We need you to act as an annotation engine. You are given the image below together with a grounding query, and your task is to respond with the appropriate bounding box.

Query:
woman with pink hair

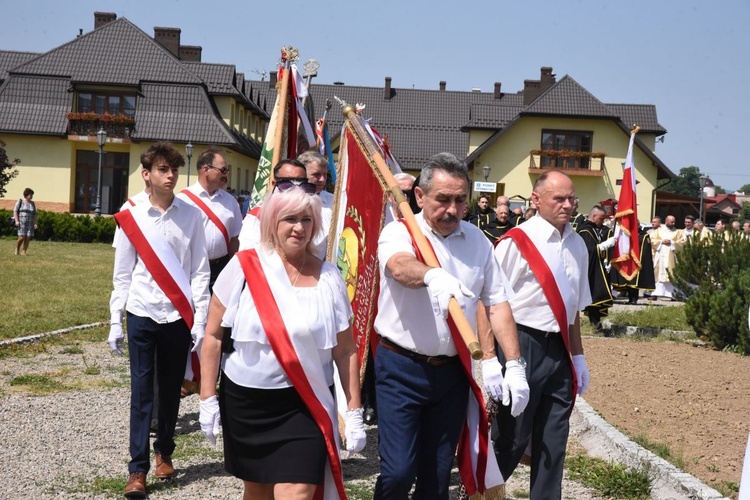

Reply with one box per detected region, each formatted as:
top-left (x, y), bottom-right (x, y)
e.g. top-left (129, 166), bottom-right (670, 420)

top-left (199, 182), bottom-right (365, 499)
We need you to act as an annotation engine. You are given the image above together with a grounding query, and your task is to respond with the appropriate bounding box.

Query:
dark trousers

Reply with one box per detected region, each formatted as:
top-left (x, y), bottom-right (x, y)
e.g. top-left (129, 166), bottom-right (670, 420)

top-left (373, 344), bottom-right (469, 500)
top-left (362, 349), bottom-right (377, 411)
top-left (491, 326), bottom-right (573, 500)
top-left (127, 313), bottom-right (191, 473)
top-left (209, 254), bottom-right (231, 292)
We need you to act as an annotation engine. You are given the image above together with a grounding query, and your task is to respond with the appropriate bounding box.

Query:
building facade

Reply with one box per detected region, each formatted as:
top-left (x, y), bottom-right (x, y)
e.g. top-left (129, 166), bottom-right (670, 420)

top-left (0, 12), bottom-right (266, 214)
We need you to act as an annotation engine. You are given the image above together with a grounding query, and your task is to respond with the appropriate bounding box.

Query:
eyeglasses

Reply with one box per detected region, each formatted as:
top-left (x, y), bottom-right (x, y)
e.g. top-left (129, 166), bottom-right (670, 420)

top-left (273, 178), bottom-right (317, 195)
top-left (206, 165), bottom-right (230, 174)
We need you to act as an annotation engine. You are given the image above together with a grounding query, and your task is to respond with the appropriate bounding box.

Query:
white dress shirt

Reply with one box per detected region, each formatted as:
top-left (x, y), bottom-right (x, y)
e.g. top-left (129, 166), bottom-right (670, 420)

top-left (177, 183), bottom-right (243, 260)
top-left (109, 198), bottom-right (211, 326)
top-left (375, 212), bottom-right (508, 357)
top-left (494, 215), bottom-right (591, 332)
top-left (215, 256), bottom-right (352, 389)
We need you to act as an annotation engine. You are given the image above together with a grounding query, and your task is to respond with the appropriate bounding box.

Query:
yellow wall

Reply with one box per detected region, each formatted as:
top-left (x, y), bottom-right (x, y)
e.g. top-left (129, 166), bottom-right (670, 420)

top-left (0, 135), bottom-right (258, 211)
top-left (0, 134), bottom-right (74, 211)
top-left (468, 130), bottom-right (494, 155)
top-left (469, 117), bottom-right (660, 222)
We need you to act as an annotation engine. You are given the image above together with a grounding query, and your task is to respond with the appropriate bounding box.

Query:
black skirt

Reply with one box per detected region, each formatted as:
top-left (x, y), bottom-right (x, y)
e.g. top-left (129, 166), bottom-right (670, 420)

top-left (219, 372), bottom-right (327, 484)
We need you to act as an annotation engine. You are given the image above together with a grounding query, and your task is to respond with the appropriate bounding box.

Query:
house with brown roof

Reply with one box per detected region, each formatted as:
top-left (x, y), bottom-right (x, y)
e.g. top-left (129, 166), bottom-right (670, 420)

top-left (0, 12), bottom-right (267, 214)
top-left (248, 67), bottom-right (673, 222)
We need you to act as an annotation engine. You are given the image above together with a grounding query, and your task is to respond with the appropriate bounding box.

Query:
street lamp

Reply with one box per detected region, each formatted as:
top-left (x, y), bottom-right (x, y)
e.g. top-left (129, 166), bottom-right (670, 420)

top-left (698, 175), bottom-right (708, 222)
top-left (95, 128), bottom-right (107, 217)
top-left (186, 141), bottom-right (194, 187)
top-left (483, 165), bottom-right (491, 182)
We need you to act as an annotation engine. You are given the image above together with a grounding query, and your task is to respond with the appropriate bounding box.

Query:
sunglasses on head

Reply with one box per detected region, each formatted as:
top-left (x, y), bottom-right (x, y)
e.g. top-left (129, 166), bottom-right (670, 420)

top-left (273, 178), bottom-right (317, 195)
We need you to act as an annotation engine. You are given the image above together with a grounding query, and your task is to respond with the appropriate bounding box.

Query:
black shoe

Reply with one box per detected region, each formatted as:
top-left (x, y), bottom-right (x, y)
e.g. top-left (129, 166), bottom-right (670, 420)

top-left (364, 406), bottom-right (377, 425)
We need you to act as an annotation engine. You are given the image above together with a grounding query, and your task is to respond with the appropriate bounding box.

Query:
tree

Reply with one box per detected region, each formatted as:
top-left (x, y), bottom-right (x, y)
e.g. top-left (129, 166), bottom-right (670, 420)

top-left (737, 183), bottom-right (750, 194)
top-left (0, 139), bottom-right (20, 198)
top-left (661, 166), bottom-right (703, 196)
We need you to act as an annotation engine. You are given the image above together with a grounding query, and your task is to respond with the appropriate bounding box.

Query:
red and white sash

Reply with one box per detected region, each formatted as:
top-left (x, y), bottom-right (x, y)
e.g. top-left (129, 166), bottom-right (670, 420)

top-left (236, 249), bottom-right (345, 500)
top-left (501, 227), bottom-right (578, 407)
top-left (114, 208), bottom-right (194, 329)
top-left (399, 220), bottom-right (504, 497)
top-left (180, 190), bottom-right (230, 252)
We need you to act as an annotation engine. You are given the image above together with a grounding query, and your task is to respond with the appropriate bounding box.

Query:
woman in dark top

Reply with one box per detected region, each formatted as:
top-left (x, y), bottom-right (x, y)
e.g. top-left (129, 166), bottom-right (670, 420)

top-left (14, 187), bottom-right (37, 256)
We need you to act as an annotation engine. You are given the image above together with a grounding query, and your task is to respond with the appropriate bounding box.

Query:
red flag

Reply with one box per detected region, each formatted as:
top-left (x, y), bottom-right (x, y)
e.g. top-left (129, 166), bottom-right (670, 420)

top-left (328, 124), bottom-right (388, 381)
top-left (611, 129), bottom-right (642, 280)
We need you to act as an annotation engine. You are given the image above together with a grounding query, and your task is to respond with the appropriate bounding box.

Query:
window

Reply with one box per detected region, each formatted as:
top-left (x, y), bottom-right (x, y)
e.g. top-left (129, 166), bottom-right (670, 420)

top-left (78, 92), bottom-right (136, 117)
top-left (540, 130), bottom-right (593, 168)
top-left (74, 150), bottom-right (130, 214)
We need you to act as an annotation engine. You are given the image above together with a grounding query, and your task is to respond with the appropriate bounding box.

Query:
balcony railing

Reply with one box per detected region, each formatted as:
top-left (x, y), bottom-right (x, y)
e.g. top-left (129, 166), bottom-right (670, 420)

top-left (529, 149), bottom-right (606, 175)
top-left (66, 112), bottom-right (135, 139)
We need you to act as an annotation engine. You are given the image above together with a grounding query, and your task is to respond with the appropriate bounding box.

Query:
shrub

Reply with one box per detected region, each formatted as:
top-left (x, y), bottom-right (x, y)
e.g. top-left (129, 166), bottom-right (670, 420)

top-left (1, 208), bottom-right (115, 243)
top-left (671, 231), bottom-right (750, 354)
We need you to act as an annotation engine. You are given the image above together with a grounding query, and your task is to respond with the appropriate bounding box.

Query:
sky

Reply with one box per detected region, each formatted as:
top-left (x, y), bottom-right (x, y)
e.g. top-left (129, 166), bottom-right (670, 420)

top-left (3, 0), bottom-right (750, 191)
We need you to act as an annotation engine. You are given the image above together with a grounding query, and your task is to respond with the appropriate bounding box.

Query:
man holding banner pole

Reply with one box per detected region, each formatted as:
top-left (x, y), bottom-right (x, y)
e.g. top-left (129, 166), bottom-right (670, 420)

top-left (373, 152), bottom-right (528, 499)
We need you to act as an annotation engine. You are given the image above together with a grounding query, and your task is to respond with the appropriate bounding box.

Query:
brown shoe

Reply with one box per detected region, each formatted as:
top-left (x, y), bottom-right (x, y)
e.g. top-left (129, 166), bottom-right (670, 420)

top-left (154, 453), bottom-right (175, 478)
top-left (123, 472), bottom-right (147, 498)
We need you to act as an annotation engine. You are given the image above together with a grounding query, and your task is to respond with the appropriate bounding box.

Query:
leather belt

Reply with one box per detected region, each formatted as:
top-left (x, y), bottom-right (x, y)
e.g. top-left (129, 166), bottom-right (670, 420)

top-left (209, 254), bottom-right (231, 266)
top-left (518, 324), bottom-right (561, 338)
top-left (379, 336), bottom-right (457, 366)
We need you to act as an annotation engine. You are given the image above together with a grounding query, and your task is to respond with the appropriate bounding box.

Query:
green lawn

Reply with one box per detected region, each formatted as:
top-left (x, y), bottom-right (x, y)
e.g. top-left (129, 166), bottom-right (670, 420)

top-left (0, 238), bottom-right (114, 340)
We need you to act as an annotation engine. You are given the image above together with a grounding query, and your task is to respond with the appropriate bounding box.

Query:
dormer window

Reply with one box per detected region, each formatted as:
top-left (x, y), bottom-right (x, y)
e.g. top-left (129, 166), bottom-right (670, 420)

top-left (78, 92), bottom-right (136, 117)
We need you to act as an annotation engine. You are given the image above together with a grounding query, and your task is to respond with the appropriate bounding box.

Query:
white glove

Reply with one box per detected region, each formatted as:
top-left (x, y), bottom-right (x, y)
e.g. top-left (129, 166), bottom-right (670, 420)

top-left (108, 323), bottom-right (124, 356)
top-left (423, 268), bottom-right (475, 318)
top-left (572, 354), bottom-right (590, 395)
top-left (502, 359), bottom-right (530, 417)
top-left (199, 395), bottom-right (221, 446)
top-left (191, 323), bottom-right (206, 353)
top-left (481, 358), bottom-right (504, 401)
top-left (597, 236), bottom-right (617, 252)
top-left (344, 408), bottom-right (367, 454)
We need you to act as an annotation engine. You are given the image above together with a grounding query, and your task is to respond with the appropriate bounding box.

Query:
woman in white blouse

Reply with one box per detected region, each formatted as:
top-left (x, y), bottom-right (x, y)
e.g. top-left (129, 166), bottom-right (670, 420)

top-left (199, 182), bottom-right (365, 500)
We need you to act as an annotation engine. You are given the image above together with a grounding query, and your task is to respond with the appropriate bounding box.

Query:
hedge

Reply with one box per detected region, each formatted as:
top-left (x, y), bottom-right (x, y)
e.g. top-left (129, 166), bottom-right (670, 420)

top-left (1, 208), bottom-right (116, 243)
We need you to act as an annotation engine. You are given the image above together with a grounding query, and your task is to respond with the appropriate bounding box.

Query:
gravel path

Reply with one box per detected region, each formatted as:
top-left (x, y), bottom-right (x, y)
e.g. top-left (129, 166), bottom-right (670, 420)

top-left (0, 339), bottom-right (605, 499)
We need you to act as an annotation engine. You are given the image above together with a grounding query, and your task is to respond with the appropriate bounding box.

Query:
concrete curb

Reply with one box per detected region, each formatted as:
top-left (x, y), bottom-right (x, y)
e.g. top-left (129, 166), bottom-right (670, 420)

top-left (573, 397), bottom-right (728, 499)
top-left (0, 321), bottom-right (107, 348)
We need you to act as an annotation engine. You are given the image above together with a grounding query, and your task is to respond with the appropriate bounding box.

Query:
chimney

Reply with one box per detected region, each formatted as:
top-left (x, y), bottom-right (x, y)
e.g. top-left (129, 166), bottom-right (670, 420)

top-left (494, 82), bottom-right (502, 99)
top-left (154, 27), bottom-right (181, 57)
top-left (523, 80), bottom-right (541, 105)
top-left (179, 45), bottom-right (202, 62)
top-left (540, 66), bottom-right (556, 91)
top-left (384, 76), bottom-right (392, 100)
top-left (94, 12), bottom-right (117, 30)
top-left (269, 71), bottom-right (277, 86)
top-left (439, 81), bottom-right (446, 91)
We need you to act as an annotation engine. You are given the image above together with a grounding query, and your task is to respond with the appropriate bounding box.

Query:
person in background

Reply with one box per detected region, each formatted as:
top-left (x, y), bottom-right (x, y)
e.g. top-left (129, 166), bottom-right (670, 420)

top-left (568, 197), bottom-right (585, 231)
top-left (299, 150), bottom-right (334, 260)
top-left (13, 188), bottom-right (37, 256)
top-left (577, 205), bottom-right (616, 329)
top-left (178, 147), bottom-right (242, 292)
top-left (650, 215), bottom-right (681, 300)
top-left (199, 186), bottom-right (364, 500)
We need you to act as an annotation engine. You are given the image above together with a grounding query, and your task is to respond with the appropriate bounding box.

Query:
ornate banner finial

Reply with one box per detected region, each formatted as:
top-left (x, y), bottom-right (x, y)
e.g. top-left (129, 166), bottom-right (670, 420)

top-left (280, 46), bottom-right (299, 64)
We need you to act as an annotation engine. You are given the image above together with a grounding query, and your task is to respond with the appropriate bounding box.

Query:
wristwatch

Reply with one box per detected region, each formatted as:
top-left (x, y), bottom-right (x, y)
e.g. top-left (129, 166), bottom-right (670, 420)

top-left (506, 357), bottom-right (527, 369)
